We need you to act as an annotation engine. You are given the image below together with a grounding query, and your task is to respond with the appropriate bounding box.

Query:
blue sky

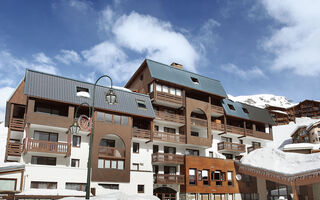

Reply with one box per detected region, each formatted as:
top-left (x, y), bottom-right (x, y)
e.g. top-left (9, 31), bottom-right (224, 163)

top-left (0, 0), bottom-right (319, 119)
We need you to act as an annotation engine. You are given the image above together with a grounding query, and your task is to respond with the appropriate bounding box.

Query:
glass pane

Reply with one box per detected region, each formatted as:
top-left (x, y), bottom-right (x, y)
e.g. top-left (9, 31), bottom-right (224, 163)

top-left (105, 160), bottom-right (110, 168)
top-left (0, 180), bottom-right (16, 191)
top-left (227, 172), bottom-right (232, 181)
top-left (114, 115), bottom-right (121, 124)
top-left (118, 160), bottom-right (124, 170)
top-left (121, 116), bottom-right (129, 125)
top-left (50, 133), bottom-right (58, 142)
top-left (105, 114), bottom-right (112, 123)
top-left (149, 83), bottom-right (153, 93)
top-left (97, 112), bottom-right (104, 121)
top-left (156, 84), bottom-right (162, 91)
top-left (98, 159), bottom-right (104, 168)
top-left (162, 86), bottom-right (168, 93)
top-left (176, 89), bottom-right (181, 96)
top-left (34, 132), bottom-right (49, 141)
top-left (111, 160), bottom-right (117, 169)
top-left (170, 88), bottom-right (175, 95)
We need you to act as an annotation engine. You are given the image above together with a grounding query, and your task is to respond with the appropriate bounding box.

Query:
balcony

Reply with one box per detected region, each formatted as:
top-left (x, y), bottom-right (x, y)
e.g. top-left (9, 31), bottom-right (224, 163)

top-left (190, 117), bottom-right (207, 127)
top-left (225, 124), bottom-right (245, 135)
top-left (98, 147), bottom-right (125, 159)
top-left (153, 131), bottom-right (186, 144)
top-left (217, 142), bottom-right (245, 153)
top-left (246, 129), bottom-right (273, 140)
top-left (152, 153), bottom-right (184, 165)
top-left (7, 142), bottom-right (23, 157)
top-left (9, 118), bottom-right (25, 132)
top-left (247, 146), bottom-right (261, 153)
top-left (132, 128), bottom-right (151, 139)
top-left (211, 105), bottom-right (224, 116)
top-left (211, 122), bottom-right (225, 132)
top-left (155, 110), bottom-right (185, 124)
top-left (154, 174), bottom-right (185, 184)
top-left (26, 139), bottom-right (69, 155)
top-left (150, 91), bottom-right (183, 107)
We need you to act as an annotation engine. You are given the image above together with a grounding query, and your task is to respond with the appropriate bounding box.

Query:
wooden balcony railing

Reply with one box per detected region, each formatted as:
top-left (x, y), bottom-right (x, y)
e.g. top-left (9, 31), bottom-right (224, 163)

top-left (211, 105), bottom-right (224, 115)
top-left (152, 91), bottom-right (183, 105)
top-left (246, 129), bottom-right (272, 140)
top-left (99, 147), bottom-right (125, 159)
top-left (153, 131), bottom-right (186, 144)
top-left (9, 118), bottom-right (25, 132)
top-left (155, 110), bottom-right (185, 124)
top-left (247, 146), bottom-right (261, 153)
top-left (27, 139), bottom-right (69, 154)
top-left (190, 117), bottom-right (207, 127)
top-left (225, 125), bottom-right (245, 135)
top-left (217, 141), bottom-right (245, 153)
top-left (154, 174), bottom-right (185, 184)
top-left (7, 142), bottom-right (23, 156)
top-left (152, 153), bottom-right (184, 164)
top-left (132, 128), bottom-right (151, 139)
top-left (211, 122), bottom-right (225, 132)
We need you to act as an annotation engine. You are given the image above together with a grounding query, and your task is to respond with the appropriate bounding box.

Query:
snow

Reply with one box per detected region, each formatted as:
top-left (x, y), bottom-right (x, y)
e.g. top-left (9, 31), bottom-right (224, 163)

top-left (112, 86), bottom-right (132, 93)
top-left (271, 110), bottom-right (288, 115)
top-left (19, 189), bottom-right (86, 196)
top-left (228, 94), bottom-right (296, 109)
top-left (76, 91), bottom-right (90, 98)
top-left (240, 146), bottom-right (320, 175)
top-left (283, 143), bottom-right (320, 150)
top-left (61, 191), bottom-right (159, 200)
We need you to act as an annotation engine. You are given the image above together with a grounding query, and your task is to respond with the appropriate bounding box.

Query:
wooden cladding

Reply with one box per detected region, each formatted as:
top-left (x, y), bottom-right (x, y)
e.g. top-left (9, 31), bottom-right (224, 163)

top-left (217, 142), bottom-right (245, 153)
top-left (152, 153), bottom-right (184, 164)
top-left (154, 174), bottom-right (185, 184)
top-left (98, 147), bottom-right (125, 159)
top-left (247, 146), bottom-right (261, 153)
top-left (9, 118), bottom-right (25, 132)
top-left (26, 139), bottom-right (69, 155)
top-left (154, 110), bottom-right (185, 124)
top-left (153, 131), bottom-right (186, 144)
top-left (132, 128), bottom-right (151, 139)
top-left (211, 104), bottom-right (224, 115)
top-left (150, 91), bottom-right (183, 106)
top-left (225, 125), bottom-right (245, 136)
top-left (211, 122), bottom-right (225, 132)
top-left (7, 142), bottom-right (23, 156)
top-left (190, 117), bottom-right (207, 127)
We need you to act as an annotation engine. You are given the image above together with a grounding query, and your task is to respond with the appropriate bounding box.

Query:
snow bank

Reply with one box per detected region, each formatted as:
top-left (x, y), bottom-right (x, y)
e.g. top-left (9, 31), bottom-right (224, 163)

top-left (241, 147), bottom-right (320, 175)
top-left (19, 189), bottom-right (86, 196)
top-left (283, 143), bottom-right (320, 150)
top-left (61, 190), bottom-right (159, 200)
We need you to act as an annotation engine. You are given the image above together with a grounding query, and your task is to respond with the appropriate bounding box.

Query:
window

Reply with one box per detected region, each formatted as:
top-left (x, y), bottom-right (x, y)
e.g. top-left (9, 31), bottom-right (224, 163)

top-left (223, 153), bottom-right (233, 160)
top-left (186, 149), bottom-right (199, 156)
top-left (149, 83), bottom-right (154, 93)
top-left (132, 163), bottom-right (139, 171)
top-left (138, 185), bottom-right (144, 193)
top-left (0, 179), bottom-right (16, 191)
top-left (98, 184), bottom-right (119, 190)
top-left (31, 181), bottom-right (57, 189)
top-left (112, 160), bottom-right (117, 169)
top-left (176, 89), bottom-right (181, 96)
top-left (34, 131), bottom-right (58, 142)
top-left (189, 169), bottom-right (196, 185)
top-left (140, 74), bottom-right (143, 81)
top-left (227, 171), bottom-right (233, 186)
top-left (164, 146), bottom-right (176, 154)
top-left (73, 135), bottom-right (81, 147)
top-left (133, 142), bottom-right (139, 153)
top-left (114, 115), bottom-right (121, 124)
top-left (154, 125), bottom-right (159, 131)
top-left (191, 77), bottom-right (199, 84)
top-left (228, 104), bottom-right (235, 110)
top-left (252, 141), bottom-right (261, 148)
top-left (170, 88), bottom-right (175, 95)
top-left (66, 183), bottom-right (86, 191)
top-left (156, 84), bottom-right (162, 92)
top-left (153, 165), bottom-right (159, 174)
top-left (209, 151), bottom-right (213, 158)
top-left (164, 166), bottom-right (176, 175)
top-left (213, 171), bottom-right (225, 186)
top-left (198, 170), bottom-right (202, 181)
top-left (191, 131), bottom-right (199, 137)
top-left (121, 116), bottom-right (129, 125)
top-left (153, 145), bottom-right (159, 153)
top-left (71, 159), bottom-right (80, 167)
top-left (164, 127), bottom-right (176, 134)
top-left (100, 139), bottom-right (115, 147)
top-left (98, 158), bottom-right (124, 170)
top-left (242, 108), bottom-right (249, 114)
top-left (202, 170), bottom-right (209, 185)
top-left (31, 156), bottom-right (56, 166)
top-left (162, 85), bottom-right (168, 93)
top-left (34, 100), bottom-right (68, 117)
top-left (76, 87), bottom-right (90, 98)
top-left (221, 137), bottom-right (232, 143)
top-left (136, 99), bottom-right (147, 109)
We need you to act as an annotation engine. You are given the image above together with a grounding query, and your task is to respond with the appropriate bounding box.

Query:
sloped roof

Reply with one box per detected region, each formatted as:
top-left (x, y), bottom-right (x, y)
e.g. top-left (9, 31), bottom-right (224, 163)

top-left (24, 69), bottom-right (155, 119)
top-left (145, 59), bottom-right (227, 98)
top-left (222, 99), bottom-right (275, 125)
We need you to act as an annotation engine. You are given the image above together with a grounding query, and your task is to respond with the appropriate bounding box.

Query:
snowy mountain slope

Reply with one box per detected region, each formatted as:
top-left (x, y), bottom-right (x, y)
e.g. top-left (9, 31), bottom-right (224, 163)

top-left (228, 94), bottom-right (296, 109)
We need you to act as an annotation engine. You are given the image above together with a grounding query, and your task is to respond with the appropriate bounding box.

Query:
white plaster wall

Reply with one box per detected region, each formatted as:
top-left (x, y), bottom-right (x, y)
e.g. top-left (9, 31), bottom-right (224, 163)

top-left (0, 171), bottom-right (23, 191)
top-left (70, 131), bottom-right (90, 168)
top-left (130, 140), bottom-right (153, 171)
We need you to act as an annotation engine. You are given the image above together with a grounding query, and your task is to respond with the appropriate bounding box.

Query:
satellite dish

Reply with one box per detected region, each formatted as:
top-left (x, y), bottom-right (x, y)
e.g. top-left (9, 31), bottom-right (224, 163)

top-left (236, 174), bottom-right (242, 181)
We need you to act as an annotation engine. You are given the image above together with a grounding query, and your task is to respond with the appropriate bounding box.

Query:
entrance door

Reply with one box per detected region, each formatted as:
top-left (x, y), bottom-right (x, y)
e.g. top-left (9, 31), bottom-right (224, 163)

top-left (154, 187), bottom-right (177, 200)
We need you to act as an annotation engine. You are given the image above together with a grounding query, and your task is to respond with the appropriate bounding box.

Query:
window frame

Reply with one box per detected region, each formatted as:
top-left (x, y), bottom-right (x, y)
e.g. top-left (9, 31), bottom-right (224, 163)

top-left (72, 135), bottom-right (81, 147)
top-left (133, 142), bottom-right (140, 153)
top-left (71, 159), bottom-right (80, 167)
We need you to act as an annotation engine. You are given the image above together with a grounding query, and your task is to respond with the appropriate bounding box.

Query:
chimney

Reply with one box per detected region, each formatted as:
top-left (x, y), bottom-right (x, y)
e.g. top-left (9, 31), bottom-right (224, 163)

top-left (170, 62), bottom-right (183, 69)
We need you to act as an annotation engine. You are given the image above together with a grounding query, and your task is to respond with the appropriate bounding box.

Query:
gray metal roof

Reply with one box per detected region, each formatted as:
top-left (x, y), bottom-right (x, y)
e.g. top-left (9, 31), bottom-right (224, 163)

top-left (222, 99), bottom-right (275, 125)
top-left (24, 69), bottom-right (155, 118)
top-left (146, 59), bottom-right (227, 97)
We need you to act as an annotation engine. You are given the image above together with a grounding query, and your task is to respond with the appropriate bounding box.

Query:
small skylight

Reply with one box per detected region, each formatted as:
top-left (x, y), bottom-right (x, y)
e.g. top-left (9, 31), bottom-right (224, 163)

top-left (228, 104), bottom-right (235, 110)
top-left (191, 77), bottom-right (199, 85)
top-left (76, 87), bottom-right (90, 98)
top-left (136, 99), bottom-right (147, 109)
top-left (242, 108), bottom-right (249, 114)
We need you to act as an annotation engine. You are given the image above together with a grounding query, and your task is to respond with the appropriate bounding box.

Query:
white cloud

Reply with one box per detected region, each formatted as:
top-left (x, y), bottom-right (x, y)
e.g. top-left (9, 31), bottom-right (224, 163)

top-left (262, 0), bottom-right (320, 76)
top-left (69, 0), bottom-right (91, 12)
top-left (221, 63), bottom-right (265, 79)
top-left (55, 49), bottom-right (81, 65)
top-left (33, 52), bottom-right (54, 65)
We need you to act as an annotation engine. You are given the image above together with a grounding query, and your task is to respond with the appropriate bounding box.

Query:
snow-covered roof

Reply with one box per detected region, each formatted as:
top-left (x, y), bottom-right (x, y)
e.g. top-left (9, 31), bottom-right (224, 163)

top-left (283, 143), bottom-right (320, 151)
top-left (240, 147), bottom-right (320, 175)
top-left (306, 120), bottom-right (320, 131)
top-left (270, 110), bottom-right (288, 115)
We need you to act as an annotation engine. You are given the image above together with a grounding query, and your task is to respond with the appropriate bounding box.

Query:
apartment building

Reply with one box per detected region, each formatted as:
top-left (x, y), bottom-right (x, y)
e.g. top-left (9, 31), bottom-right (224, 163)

top-left (265, 105), bottom-right (296, 125)
top-left (1, 59), bottom-right (275, 200)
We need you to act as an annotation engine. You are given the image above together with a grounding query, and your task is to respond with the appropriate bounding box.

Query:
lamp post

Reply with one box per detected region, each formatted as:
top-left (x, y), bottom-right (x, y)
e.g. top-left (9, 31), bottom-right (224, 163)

top-left (70, 75), bottom-right (117, 199)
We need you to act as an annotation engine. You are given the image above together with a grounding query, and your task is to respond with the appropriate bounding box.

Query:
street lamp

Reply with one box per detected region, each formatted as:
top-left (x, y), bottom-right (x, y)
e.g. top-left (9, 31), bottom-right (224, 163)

top-left (69, 75), bottom-right (117, 199)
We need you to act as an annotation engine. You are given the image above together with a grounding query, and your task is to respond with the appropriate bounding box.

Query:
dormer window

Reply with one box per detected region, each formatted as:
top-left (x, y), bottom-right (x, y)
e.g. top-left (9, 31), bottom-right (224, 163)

top-left (191, 77), bottom-right (199, 85)
top-left (228, 104), bottom-right (235, 110)
top-left (242, 108), bottom-right (249, 114)
top-left (76, 87), bottom-right (90, 98)
top-left (136, 99), bottom-right (147, 109)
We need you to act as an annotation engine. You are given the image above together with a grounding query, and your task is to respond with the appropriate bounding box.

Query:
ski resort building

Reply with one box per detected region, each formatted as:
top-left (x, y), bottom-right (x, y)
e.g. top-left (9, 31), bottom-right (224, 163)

top-left (5, 59), bottom-right (319, 200)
